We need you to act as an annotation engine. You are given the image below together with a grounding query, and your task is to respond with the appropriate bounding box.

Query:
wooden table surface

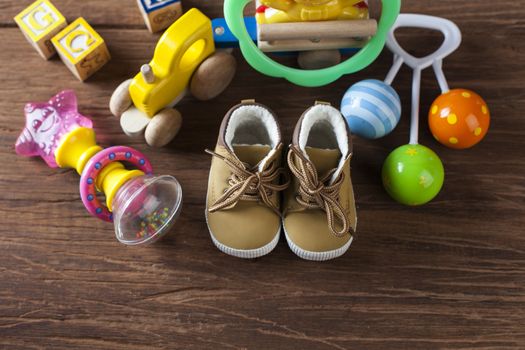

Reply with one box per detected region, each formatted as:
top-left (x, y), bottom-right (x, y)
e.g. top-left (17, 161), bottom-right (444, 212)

top-left (1, 1), bottom-right (524, 349)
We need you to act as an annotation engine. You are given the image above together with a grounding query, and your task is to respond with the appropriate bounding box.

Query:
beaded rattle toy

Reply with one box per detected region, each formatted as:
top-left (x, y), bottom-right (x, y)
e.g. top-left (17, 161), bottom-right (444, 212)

top-left (15, 90), bottom-right (183, 245)
top-left (341, 14), bottom-right (491, 205)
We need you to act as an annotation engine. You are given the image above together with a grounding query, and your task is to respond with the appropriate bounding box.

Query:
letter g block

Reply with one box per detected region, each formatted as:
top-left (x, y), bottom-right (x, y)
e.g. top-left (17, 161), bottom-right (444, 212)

top-left (14, 0), bottom-right (67, 60)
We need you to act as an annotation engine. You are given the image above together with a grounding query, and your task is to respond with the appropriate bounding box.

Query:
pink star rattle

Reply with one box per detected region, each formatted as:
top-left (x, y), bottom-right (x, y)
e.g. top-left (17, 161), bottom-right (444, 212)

top-left (15, 90), bottom-right (183, 246)
top-left (15, 90), bottom-right (92, 167)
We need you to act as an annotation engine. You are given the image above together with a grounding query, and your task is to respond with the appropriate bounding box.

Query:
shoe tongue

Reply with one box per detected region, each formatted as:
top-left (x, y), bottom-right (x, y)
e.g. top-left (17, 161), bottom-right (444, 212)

top-left (232, 144), bottom-right (272, 168)
top-left (305, 146), bottom-right (342, 179)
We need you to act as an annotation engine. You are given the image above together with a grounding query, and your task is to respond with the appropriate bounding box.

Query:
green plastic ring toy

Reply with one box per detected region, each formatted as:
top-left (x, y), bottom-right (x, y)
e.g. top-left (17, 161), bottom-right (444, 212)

top-left (224, 0), bottom-right (401, 87)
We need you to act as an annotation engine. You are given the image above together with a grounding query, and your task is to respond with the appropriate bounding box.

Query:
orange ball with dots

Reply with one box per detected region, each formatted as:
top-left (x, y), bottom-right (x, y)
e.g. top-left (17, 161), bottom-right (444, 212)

top-left (428, 89), bottom-right (490, 149)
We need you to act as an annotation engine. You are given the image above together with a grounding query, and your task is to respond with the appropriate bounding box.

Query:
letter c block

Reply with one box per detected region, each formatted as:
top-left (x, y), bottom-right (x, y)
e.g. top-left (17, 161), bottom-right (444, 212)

top-left (52, 18), bottom-right (111, 81)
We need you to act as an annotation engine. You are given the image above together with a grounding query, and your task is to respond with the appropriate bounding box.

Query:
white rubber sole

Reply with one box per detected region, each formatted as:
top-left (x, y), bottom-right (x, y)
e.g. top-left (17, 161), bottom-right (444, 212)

top-left (283, 224), bottom-right (353, 261)
top-left (209, 227), bottom-right (280, 259)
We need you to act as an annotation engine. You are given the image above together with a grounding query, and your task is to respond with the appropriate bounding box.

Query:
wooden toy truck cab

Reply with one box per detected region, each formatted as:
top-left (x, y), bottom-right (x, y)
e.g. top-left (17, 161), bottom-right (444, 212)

top-left (110, 8), bottom-right (236, 147)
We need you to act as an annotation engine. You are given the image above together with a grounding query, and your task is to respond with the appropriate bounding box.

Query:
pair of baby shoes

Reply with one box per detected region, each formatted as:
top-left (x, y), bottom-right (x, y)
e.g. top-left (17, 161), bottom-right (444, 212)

top-left (205, 100), bottom-right (357, 261)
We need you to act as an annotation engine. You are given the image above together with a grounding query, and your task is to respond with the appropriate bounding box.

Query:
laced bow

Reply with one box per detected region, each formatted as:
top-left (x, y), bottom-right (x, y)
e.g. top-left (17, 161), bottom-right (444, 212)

top-left (206, 148), bottom-right (289, 215)
top-left (287, 146), bottom-right (351, 237)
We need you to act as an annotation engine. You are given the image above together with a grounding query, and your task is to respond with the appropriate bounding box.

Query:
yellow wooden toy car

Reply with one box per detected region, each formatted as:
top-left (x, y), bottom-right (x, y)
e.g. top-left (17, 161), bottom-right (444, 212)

top-left (110, 8), bottom-right (236, 147)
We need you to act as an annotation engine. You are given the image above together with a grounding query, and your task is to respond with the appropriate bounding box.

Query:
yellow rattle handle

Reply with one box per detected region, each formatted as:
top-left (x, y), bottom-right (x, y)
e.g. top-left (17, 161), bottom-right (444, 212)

top-left (55, 127), bottom-right (143, 210)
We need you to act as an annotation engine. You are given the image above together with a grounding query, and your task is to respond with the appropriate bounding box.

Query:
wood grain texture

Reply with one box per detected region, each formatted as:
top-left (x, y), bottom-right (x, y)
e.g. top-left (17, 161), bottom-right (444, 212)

top-left (1, 0), bottom-right (524, 349)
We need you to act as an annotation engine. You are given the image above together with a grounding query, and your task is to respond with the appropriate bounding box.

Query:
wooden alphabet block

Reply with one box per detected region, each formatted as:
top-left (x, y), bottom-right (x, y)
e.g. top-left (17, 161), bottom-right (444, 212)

top-left (51, 18), bottom-right (111, 81)
top-left (136, 0), bottom-right (183, 33)
top-left (13, 0), bottom-right (67, 60)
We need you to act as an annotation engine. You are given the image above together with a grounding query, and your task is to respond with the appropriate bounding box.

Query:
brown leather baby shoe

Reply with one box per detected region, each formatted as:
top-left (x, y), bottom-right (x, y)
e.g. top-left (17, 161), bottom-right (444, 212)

top-left (205, 100), bottom-right (289, 258)
top-left (283, 103), bottom-right (357, 261)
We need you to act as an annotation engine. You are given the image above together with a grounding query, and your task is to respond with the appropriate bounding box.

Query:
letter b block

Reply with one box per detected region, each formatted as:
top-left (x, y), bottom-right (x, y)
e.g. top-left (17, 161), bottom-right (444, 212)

top-left (137, 0), bottom-right (183, 33)
top-left (51, 18), bottom-right (111, 81)
top-left (14, 0), bottom-right (67, 60)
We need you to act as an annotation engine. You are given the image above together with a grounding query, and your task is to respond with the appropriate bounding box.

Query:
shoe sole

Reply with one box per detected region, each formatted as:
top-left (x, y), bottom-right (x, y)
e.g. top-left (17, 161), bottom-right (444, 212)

top-left (205, 208), bottom-right (280, 259)
top-left (283, 223), bottom-right (353, 261)
top-left (209, 227), bottom-right (280, 259)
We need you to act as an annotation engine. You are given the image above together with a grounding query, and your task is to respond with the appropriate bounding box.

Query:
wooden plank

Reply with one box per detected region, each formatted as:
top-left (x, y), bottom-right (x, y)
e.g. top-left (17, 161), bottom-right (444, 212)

top-left (0, 0), bottom-right (525, 349)
top-left (259, 37), bottom-right (366, 52)
top-left (258, 20), bottom-right (377, 41)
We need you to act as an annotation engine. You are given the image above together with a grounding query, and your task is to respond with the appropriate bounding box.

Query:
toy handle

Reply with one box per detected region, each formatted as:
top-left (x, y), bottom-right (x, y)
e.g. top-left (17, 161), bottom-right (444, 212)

top-left (386, 14), bottom-right (462, 72)
top-left (223, 0), bottom-right (401, 87)
top-left (152, 8), bottom-right (214, 76)
top-left (80, 146), bottom-right (153, 222)
top-left (384, 14), bottom-right (463, 145)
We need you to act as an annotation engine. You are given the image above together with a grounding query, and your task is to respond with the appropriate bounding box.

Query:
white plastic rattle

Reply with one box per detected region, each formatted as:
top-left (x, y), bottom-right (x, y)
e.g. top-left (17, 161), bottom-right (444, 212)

top-left (341, 14), bottom-right (490, 206)
top-left (384, 14), bottom-right (462, 145)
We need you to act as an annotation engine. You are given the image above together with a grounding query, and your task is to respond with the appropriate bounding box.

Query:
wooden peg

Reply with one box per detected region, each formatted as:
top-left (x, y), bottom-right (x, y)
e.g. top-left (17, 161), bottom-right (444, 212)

top-left (141, 64), bottom-right (155, 84)
top-left (258, 20), bottom-right (377, 42)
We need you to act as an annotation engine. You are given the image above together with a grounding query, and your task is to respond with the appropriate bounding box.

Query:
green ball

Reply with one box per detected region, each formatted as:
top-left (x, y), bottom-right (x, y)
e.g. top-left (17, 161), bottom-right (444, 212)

top-left (382, 144), bottom-right (445, 206)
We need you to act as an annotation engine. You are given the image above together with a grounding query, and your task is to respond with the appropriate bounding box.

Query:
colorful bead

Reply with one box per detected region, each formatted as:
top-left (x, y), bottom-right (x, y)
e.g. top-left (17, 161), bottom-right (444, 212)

top-left (428, 89), bottom-right (490, 149)
top-left (135, 207), bottom-right (171, 240)
top-left (341, 79), bottom-right (401, 139)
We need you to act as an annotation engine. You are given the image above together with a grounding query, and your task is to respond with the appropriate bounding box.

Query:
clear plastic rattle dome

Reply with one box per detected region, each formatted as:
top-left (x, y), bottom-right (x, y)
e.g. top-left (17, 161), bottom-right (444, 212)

top-left (112, 175), bottom-right (182, 245)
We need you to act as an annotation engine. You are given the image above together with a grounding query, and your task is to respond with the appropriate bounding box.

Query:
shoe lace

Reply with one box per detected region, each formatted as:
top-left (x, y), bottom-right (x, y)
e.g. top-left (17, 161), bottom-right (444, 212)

top-left (287, 146), bottom-right (351, 237)
top-left (205, 149), bottom-right (290, 216)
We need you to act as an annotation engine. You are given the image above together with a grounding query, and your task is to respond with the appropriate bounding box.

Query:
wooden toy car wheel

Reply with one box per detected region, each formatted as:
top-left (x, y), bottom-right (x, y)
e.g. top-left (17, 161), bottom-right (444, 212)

top-left (190, 51), bottom-right (237, 101)
top-left (144, 108), bottom-right (183, 147)
top-left (109, 79), bottom-right (133, 117)
top-left (297, 50), bottom-right (342, 70)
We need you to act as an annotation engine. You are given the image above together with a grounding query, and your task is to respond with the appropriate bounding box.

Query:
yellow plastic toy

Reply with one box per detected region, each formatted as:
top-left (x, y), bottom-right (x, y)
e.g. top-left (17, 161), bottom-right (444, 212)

top-left (256, 0), bottom-right (369, 24)
top-left (110, 8), bottom-right (237, 147)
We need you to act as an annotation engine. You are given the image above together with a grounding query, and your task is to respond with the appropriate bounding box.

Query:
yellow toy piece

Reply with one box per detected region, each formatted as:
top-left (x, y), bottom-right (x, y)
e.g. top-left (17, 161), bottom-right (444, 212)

top-left (13, 0), bottom-right (67, 59)
top-left (51, 18), bottom-right (111, 81)
top-left (55, 127), bottom-right (143, 209)
top-left (55, 127), bottom-right (101, 174)
top-left (129, 8), bottom-right (215, 117)
top-left (256, 0), bottom-right (368, 24)
top-left (96, 162), bottom-right (143, 211)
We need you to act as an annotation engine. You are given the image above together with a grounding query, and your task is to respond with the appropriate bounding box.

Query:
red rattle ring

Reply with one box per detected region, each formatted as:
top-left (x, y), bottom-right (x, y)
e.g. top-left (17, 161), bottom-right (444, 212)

top-left (80, 146), bottom-right (153, 222)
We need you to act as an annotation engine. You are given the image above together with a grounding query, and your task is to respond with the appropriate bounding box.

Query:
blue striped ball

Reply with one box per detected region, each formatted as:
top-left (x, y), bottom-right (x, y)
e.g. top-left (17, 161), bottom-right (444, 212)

top-left (340, 79), bottom-right (402, 139)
